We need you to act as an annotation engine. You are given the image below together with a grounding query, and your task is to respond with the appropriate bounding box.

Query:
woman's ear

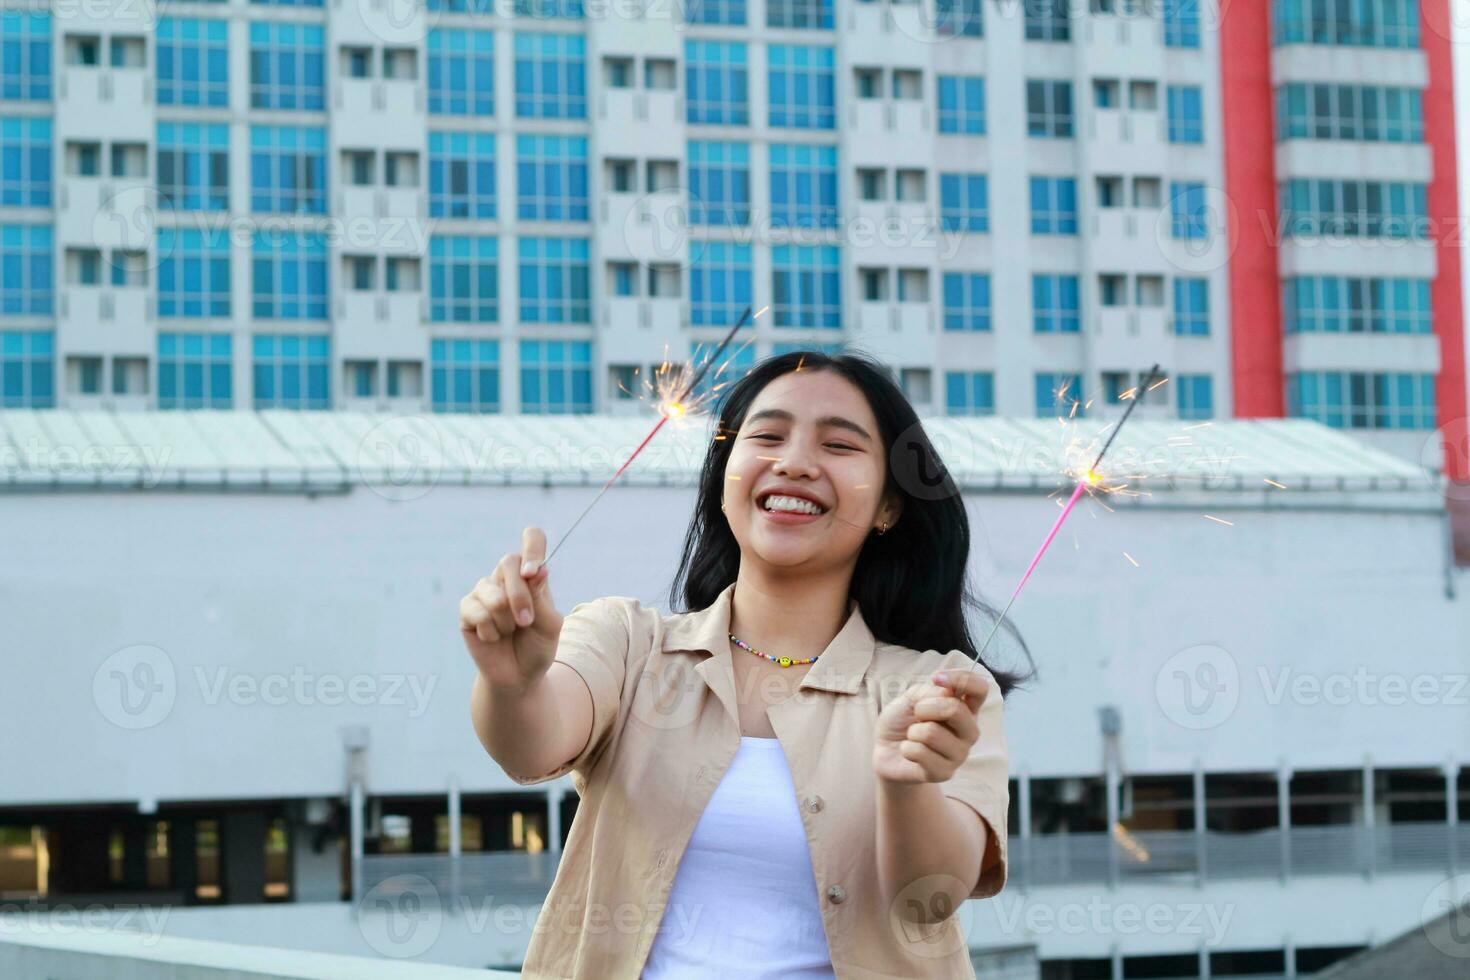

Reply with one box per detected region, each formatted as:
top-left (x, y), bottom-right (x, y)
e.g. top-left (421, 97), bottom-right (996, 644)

top-left (883, 492), bottom-right (903, 526)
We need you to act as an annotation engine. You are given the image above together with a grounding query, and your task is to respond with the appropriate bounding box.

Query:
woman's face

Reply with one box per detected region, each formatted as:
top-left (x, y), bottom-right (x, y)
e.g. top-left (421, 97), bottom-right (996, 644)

top-left (722, 369), bottom-right (901, 572)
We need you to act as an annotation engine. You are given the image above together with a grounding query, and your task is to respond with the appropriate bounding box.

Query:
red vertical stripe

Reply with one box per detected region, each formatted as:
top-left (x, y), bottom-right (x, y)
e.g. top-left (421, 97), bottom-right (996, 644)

top-left (1220, 4), bottom-right (1284, 417)
top-left (1421, 0), bottom-right (1469, 480)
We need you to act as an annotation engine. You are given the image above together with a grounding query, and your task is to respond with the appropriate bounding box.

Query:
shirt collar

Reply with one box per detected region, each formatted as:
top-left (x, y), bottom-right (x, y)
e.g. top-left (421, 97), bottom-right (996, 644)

top-left (661, 581), bottom-right (877, 694)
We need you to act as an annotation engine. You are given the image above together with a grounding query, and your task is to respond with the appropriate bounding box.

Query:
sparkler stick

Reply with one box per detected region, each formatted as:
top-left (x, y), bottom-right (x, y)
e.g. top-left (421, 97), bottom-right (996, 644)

top-left (966, 363), bottom-right (1162, 672)
top-left (540, 305), bottom-right (755, 567)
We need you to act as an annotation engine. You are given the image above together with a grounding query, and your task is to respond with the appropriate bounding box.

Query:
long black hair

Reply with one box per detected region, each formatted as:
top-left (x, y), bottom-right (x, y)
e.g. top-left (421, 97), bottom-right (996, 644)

top-left (668, 349), bottom-right (1035, 698)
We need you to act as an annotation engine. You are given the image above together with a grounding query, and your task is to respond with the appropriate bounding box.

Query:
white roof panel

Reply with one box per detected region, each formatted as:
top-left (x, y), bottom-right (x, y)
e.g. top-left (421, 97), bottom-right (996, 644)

top-left (0, 410), bottom-right (1436, 504)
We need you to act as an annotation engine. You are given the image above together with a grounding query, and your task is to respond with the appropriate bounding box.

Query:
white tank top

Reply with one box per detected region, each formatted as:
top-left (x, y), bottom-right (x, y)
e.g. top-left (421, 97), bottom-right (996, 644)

top-left (641, 736), bottom-right (837, 979)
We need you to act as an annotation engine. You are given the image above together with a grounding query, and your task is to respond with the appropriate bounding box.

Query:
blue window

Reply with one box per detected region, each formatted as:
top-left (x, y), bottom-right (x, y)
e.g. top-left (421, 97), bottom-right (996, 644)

top-left (1166, 85), bottom-right (1203, 143)
top-left (1029, 176), bottom-right (1077, 234)
top-left (687, 140), bottom-right (750, 226)
top-left (938, 75), bottom-right (985, 135)
top-left (771, 244), bottom-right (840, 328)
top-left (1287, 371), bottom-right (1434, 429)
top-left (942, 273), bottom-right (990, 332)
top-left (1175, 374), bottom-right (1213, 420)
top-left (158, 228), bottom-right (231, 318)
top-left (945, 372), bottom-right (994, 416)
top-left (1276, 83), bottom-right (1424, 143)
top-left (251, 0), bottom-right (322, 7)
top-left (689, 338), bottom-right (755, 409)
top-left (0, 329), bottom-right (53, 407)
top-left (1035, 372), bottom-right (1084, 418)
top-left (432, 338), bottom-right (501, 413)
top-left (690, 241), bottom-right (752, 326)
top-left (684, 0), bottom-right (746, 25)
top-left (685, 40), bottom-right (749, 126)
top-left (1, 13), bottom-right (50, 101)
top-left (1032, 274), bottom-right (1079, 333)
top-left (518, 236), bottom-right (590, 323)
top-left (767, 0), bottom-right (831, 29)
top-left (769, 144), bottom-right (837, 230)
top-left (253, 334), bottom-right (329, 409)
top-left (940, 173), bottom-right (988, 232)
top-left (772, 342), bottom-right (845, 357)
top-left (520, 339), bottom-right (592, 414)
top-left (157, 332), bottom-right (232, 410)
top-left (428, 30), bottom-right (494, 116)
top-left (768, 45), bottom-right (835, 130)
top-left (1163, 0), bottom-right (1200, 48)
top-left (250, 126), bottom-right (326, 213)
top-left (1173, 277), bottom-right (1209, 335)
top-left (1272, 0), bottom-right (1417, 48)
top-left (517, 134), bottom-right (588, 221)
top-left (0, 224), bottom-right (52, 315)
top-left (514, 0), bottom-right (584, 18)
top-left (428, 0), bottom-right (496, 10)
top-left (1026, 79), bottom-right (1073, 137)
top-left (1025, 0), bottom-right (1070, 40)
top-left (158, 123), bottom-right (230, 211)
top-left (1279, 178), bottom-right (1429, 239)
top-left (1170, 181), bottom-right (1209, 239)
top-left (430, 236), bottom-right (498, 323)
top-left (429, 132), bottom-right (497, 220)
top-left (252, 231), bottom-right (328, 319)
top-left (1283, 276), bottom-right (1432, 334)
top-left (514, 33), bottom-right (586, 119)
top-left (936, 0), bottom-right (983, 37)
top-left (249, 23), bottom-right (324, 111)
top-left (157, 18), bottom-right (228, 107)
top-left (0, 117), bottom-right (50, 207)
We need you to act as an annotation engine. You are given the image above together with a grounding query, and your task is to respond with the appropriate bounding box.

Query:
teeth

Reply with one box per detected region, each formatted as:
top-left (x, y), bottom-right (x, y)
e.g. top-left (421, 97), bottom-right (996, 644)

top-left (762, 494), bottom-right (825, 515)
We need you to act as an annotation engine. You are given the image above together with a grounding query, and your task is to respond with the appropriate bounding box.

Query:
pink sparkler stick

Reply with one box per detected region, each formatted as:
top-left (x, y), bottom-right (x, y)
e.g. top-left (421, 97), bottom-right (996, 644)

top-left (965, 363), bottom-right (1161, 670)
top-left (540, 305), bottom-right (754, 567)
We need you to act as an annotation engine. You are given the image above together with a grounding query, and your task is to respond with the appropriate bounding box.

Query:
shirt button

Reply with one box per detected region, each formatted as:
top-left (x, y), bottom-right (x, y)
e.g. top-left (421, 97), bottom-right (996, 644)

top-left (826, 884), bottom-right (847, 905)
top-left (804, 794), bottom-right (824, 813)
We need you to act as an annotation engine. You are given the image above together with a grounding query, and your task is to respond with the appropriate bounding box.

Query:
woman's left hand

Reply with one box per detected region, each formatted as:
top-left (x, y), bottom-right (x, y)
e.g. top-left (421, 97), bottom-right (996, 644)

top-left (873, 670), bottom-right (989, 785)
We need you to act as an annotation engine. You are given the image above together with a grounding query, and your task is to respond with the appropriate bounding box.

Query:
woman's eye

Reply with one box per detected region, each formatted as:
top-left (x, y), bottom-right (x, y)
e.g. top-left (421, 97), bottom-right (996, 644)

top-left (751, 433), bottom-right (780, 441)
top-left (826, 444), bottom-right (857, 451)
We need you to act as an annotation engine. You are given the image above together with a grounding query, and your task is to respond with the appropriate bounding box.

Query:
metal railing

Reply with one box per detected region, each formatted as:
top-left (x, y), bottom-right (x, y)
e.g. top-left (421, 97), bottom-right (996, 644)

top-left (357, 823), bottom-right (1470, 905)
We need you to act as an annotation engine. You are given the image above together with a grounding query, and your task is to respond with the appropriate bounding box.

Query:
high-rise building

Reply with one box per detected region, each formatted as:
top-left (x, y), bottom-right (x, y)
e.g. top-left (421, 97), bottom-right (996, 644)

top-left (0, 0), bottom-right (1462, 474)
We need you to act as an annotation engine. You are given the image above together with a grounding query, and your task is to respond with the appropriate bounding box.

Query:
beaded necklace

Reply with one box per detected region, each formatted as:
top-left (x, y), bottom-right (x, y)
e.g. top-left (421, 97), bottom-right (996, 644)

top-left (728, 632), bottom-right (819, 668)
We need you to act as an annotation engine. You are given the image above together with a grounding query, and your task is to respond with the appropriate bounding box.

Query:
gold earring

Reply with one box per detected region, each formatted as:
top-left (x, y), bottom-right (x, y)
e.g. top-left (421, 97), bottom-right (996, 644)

top-left (721, 502), bottom-right (727, 513)
top-left (878, 521), bottom-right (888, 535)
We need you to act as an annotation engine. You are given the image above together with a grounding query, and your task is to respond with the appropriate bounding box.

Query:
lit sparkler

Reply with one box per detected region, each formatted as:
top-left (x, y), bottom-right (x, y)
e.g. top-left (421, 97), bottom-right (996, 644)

top-left (541, 305), bottom-right (758, 567)
top-left (966, 363), bottom-right (1163, 672)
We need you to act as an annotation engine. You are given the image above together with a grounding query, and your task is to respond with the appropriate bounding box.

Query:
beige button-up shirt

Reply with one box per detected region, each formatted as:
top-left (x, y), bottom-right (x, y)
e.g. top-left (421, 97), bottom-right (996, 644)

top-left (510, 581), bottom-right (1010, 979)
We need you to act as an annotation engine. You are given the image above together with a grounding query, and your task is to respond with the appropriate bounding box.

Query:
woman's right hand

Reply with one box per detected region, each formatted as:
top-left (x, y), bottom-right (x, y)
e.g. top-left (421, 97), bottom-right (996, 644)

top-left (459, 526), bottom-right (565, 694)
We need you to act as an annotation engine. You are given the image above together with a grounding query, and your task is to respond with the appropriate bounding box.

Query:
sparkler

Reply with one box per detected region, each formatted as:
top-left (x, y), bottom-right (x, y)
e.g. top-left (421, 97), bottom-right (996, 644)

top-left (966, 363), bottom-right (1163, 672)
top-left (540, 305), bottom-right (757, 568)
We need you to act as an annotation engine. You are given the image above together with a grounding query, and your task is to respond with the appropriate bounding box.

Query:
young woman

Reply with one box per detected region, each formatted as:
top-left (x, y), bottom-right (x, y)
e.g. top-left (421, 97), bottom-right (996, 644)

top-left (462, 350), bottom-right (1032, 979)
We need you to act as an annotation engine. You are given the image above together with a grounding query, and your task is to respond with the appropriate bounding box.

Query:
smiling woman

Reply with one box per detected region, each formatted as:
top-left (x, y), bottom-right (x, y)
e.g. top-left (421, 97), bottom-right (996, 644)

top-left (463, 349), bottom-right (1034, 979)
